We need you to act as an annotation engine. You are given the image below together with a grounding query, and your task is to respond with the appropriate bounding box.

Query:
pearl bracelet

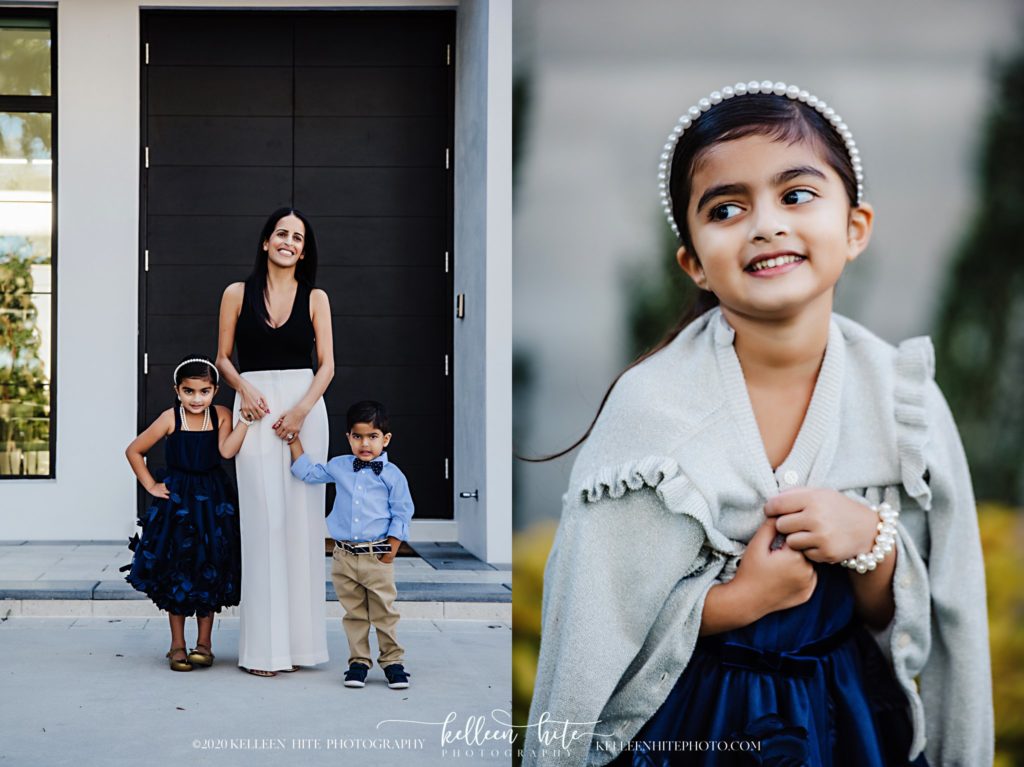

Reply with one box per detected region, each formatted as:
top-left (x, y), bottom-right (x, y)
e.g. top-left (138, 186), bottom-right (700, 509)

top-left (841, 502), bottom-right (899, 574)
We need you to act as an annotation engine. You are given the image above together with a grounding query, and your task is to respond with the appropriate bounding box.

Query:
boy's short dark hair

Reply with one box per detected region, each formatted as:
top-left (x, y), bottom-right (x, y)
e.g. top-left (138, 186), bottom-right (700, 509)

top-left (346, 400), bottom-right (390, 433)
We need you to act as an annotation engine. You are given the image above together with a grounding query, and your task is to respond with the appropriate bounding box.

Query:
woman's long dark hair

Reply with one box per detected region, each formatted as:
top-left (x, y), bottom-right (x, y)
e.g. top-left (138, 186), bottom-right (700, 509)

top-left (523, 94), bottom-right (860, 462)
top-left (245, 207), bottom-right (320, 329)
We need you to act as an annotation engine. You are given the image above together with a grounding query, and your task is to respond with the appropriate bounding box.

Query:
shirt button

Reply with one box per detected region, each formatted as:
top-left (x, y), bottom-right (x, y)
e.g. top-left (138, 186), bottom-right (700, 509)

top-left (355, 500), bottom-right (359, 505)
top-left (783, 470), bottom-right (799, 486)
top-left (897, 632), bottom-right (911, 648)
top-left (899, 576), bottom-right (912, 589)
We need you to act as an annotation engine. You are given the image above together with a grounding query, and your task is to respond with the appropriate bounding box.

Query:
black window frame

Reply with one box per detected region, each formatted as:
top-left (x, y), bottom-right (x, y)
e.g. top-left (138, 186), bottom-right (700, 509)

top-left (0, 7), bottom-right (58, 479)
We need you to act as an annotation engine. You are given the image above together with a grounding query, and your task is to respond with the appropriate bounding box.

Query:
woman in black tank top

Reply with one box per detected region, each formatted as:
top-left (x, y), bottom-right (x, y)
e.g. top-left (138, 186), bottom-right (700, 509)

top-left (216, 208), bottom-right (335, 676)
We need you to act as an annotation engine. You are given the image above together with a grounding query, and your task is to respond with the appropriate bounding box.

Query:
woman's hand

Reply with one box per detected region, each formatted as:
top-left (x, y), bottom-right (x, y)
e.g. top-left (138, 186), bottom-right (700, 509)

top-left (147, 482), bottom-right (170, 499)
top-left (239, 383), bottom-right (271, 423)
top-left (733, 517), bottom-right (818, 614)
top-left (765, 488), bottom-right (879, 564)
top-left (272, 407), bottom-right (307, 442)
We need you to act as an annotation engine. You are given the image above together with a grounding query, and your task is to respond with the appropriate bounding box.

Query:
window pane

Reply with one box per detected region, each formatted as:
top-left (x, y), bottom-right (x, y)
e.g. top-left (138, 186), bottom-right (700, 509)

top-left (0, 20), bottom-right (51, 97)
top-left (0, 112), bottom-right (51, 476)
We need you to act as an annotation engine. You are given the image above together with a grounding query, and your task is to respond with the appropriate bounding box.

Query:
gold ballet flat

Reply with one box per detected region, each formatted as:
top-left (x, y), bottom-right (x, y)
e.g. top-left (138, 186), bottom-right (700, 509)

top-left (166, 647), bottom-right (193, 672)
top-left (187, 644), bottom-right (214, 668)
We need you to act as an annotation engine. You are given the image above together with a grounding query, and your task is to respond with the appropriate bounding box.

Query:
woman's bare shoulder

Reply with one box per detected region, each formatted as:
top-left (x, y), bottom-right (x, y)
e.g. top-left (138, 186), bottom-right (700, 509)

top-left (220, 282), bottom-right (245, 313)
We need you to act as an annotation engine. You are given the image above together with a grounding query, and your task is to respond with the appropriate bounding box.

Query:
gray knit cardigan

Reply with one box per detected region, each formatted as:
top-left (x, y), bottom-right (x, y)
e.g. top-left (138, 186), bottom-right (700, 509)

top-left (524, 308), bottom-right (993, 767)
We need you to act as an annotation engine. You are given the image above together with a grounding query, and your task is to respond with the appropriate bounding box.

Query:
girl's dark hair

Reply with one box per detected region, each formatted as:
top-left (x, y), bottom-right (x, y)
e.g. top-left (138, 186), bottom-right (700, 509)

top-left (245, 207), bottom-right (320, 329)
top-left (526, 94), bottom-right (859, 462)
top-left (173, 354), bottom-right (218, 387)
top-left (669, 94), bottom-right (858, 255)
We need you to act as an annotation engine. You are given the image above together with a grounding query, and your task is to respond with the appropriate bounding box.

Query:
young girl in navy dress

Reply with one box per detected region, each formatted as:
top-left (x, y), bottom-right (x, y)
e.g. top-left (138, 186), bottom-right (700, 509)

top-left (123, 355), bottom-right (248, 671)
top-left (526, 82), bottom-right (992, 766)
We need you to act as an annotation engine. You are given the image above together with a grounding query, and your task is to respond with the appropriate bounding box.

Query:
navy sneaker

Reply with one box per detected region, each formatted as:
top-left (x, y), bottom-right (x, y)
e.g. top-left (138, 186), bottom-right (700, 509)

top-left (344, 662), bottom-right (369, 688)
top-left (383, 663), bottom-right (410, 689)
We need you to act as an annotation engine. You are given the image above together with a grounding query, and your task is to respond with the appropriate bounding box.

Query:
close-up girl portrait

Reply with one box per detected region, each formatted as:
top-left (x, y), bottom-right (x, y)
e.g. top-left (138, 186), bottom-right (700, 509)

top-left (513, 1), bottom-right (1024, 765)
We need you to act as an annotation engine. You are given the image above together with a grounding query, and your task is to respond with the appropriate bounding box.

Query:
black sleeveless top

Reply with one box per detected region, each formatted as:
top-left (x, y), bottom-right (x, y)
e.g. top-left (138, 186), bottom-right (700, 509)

top-left (235, 281), bottom-right (315, 372)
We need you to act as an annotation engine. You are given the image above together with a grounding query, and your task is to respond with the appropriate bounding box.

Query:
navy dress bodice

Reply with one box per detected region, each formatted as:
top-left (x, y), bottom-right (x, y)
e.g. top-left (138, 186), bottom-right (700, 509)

top-left (165, 407), bottom-right (223, 473)
top-left (611, 564), bottom-right (927, 767)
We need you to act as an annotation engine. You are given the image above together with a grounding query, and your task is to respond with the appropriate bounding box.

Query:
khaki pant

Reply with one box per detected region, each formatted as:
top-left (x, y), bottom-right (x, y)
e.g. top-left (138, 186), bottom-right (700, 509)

top-left (330, 545), bottom-right (404, 668)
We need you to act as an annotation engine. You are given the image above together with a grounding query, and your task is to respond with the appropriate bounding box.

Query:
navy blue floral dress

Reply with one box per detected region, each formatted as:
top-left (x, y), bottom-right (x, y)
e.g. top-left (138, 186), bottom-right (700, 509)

top-left (121, 407), bottom-right (241, 617)
top-left (610, 564), bottom-right (927, 767)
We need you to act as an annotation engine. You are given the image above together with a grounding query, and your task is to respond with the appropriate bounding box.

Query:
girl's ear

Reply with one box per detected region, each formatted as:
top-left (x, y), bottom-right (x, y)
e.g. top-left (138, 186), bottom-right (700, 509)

top-left (846, 202), bottom-right (874, 262)
top-left (676, 246), bottom-right (707, 290)
top-left (262, 240), bottom-right (269, 252)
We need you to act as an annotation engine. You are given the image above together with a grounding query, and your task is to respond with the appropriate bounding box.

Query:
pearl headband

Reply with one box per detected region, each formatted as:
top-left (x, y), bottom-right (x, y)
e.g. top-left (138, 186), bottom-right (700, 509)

top-left (659, 80), bottom-right (864, 240)
top-left (172, 358), bottom-right (219, 385)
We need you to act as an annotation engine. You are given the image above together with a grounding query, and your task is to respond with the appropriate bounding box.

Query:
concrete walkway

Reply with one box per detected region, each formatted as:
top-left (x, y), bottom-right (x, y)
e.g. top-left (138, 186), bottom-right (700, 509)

top-left (0, 542), bottom-right (513, 766)
top-left (0, 616), bottom-right (513, 766)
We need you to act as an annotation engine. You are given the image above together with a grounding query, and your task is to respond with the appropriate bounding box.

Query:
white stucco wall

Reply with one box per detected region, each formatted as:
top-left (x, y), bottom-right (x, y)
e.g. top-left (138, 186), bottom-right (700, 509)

top-left (453, 0), bottom-right (512, 565)
top-left (0, 0), bottom-right (512, 564)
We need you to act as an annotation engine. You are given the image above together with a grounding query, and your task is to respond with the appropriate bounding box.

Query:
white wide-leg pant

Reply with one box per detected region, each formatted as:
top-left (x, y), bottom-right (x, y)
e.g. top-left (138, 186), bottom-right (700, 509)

top-left (234, 369), bottom-right (329, 671)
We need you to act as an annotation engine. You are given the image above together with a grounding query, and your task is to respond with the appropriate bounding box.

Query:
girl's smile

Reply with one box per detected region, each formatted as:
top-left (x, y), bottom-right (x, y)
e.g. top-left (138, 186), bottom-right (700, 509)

top-left (745, 250), bottom-right (806, 276)
top-left (678, 134), bottom-right (873, 322)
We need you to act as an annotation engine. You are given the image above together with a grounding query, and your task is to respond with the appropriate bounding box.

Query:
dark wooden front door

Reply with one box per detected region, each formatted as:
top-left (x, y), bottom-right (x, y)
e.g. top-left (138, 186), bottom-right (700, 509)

top-left (139, 10), bottom-right (455, 521)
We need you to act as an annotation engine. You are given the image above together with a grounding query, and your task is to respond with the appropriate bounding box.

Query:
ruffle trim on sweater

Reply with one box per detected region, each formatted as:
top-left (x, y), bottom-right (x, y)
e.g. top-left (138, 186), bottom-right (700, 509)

top-left (572, 455), bottom-right (745, 557)
top-left (894, 336), bottom-right (935, 511)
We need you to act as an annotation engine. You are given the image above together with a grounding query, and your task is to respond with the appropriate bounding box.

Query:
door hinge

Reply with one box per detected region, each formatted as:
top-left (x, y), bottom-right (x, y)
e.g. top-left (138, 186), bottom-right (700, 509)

top-left (144, 353), bottom-right (149, 375)
top-left (145, 43), bottom-right (149, 64)
top-left (445, 147), bottom-right (450, 170)
top-left (145, 147), bottom-right (149, 169)
top-left (144, 249), bottom-right (149, 272)
top-left (444, 354), bottom-right (449, 377)
top-left (446, 44), bottom-right (451, 66)
top-left (444, 458), bottom-right (449, 480)
top-left (444, 251), bottom-right (449, 273)
top-left (456, 293), bottom-right (465, 320)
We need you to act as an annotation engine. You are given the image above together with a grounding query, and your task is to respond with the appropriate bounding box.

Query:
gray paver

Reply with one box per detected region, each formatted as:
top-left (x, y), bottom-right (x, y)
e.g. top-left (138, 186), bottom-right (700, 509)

top-left (0, 580), bottom-right (99, 599)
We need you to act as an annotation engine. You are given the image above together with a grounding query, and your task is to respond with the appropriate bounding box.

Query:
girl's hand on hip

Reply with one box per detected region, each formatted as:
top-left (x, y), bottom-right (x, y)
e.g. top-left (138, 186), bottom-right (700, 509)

top-left (147, 482), bottom-right (170, 499)
top-left (272, 408), bottom-right (307, 442)
top-left (765, 487), bottom-right (880, 564)
top-left (733, 518), bottom-right (817, 614)
top-left (239, 384), bottom-right (271, 422)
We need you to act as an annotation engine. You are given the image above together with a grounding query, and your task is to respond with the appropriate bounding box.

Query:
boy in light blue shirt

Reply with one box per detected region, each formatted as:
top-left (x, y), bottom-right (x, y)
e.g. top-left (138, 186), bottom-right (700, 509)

top-left (289, 400), bottom-right (414, 689)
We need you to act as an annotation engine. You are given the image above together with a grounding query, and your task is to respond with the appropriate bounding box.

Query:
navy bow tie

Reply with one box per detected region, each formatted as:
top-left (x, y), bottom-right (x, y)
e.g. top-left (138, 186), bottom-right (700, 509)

top-left (353, 458), bottom-right (384, 475)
